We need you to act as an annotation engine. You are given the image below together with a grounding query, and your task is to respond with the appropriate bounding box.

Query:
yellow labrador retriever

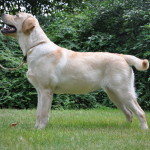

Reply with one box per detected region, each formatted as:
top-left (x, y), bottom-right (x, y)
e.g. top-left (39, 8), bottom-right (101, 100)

top-left (1, 12), bottom-right (149, 129)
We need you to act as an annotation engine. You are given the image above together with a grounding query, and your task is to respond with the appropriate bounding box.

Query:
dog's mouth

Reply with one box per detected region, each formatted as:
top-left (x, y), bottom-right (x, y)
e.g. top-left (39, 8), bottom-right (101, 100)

top-left (1, 24), bottom-right (17, 34)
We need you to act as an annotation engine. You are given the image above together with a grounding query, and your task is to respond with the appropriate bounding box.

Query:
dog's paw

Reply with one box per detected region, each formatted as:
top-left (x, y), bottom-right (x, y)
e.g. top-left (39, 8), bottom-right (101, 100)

top-left (35, 123), bottom-right (46, 129)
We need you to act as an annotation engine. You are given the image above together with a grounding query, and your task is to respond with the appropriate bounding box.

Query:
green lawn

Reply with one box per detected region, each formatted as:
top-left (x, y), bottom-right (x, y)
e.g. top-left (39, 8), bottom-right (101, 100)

top-left (0, 107), bottom-right (150, 150)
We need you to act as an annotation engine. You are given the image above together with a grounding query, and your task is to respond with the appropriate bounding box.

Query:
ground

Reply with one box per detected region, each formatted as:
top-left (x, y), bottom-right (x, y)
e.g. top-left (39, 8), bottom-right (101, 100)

top-left (0, 107), bottom-right (150, 150)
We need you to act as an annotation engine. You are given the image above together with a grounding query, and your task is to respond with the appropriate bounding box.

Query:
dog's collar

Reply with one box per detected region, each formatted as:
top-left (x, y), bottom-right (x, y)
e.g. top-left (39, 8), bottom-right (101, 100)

top-left (23, 41), bottom-right (47, 63)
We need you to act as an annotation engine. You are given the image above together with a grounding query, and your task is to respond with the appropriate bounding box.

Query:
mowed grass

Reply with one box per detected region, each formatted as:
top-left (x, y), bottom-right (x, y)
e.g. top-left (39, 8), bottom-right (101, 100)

top-left (0, 107), bottom-right (150, 150)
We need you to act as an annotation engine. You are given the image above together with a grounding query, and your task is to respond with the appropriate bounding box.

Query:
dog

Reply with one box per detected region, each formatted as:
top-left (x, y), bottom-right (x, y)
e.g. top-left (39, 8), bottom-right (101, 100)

top-left (1, 12), bottom-right (149, 129)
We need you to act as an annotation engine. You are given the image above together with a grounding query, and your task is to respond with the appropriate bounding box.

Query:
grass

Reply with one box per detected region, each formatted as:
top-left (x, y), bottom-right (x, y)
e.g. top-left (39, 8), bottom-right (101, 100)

top-left (0, 107), bottom-right (150, 150)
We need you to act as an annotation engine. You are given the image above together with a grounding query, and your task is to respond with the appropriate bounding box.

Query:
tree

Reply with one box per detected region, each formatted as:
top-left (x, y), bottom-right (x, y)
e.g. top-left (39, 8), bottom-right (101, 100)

top-left (0, 0), bottom-right (84, 15)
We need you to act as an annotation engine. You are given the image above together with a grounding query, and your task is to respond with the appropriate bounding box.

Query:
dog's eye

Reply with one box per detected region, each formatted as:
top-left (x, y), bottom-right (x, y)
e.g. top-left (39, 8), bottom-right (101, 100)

top-left (16, 14), bottom-right (19, 17)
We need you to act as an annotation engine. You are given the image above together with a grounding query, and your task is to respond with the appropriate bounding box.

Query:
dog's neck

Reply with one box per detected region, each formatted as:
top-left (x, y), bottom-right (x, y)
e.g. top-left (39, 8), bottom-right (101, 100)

top-left (17, 25), bottom-right (50, 56)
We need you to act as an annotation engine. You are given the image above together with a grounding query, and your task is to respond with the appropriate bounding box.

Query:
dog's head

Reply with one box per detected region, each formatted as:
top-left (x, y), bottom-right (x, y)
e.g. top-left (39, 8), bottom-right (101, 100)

top-left (1, 12), bottom-right (37, 37)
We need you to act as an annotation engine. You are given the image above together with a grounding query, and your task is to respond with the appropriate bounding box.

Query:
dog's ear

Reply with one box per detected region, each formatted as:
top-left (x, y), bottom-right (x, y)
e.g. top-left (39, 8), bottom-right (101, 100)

top-left (22, 17), bottom-right (36, 33)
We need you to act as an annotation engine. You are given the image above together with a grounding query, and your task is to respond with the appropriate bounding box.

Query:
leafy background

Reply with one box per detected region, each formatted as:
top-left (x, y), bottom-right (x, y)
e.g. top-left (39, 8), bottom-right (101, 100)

top-left (0, 0), bottom-right (150, 110)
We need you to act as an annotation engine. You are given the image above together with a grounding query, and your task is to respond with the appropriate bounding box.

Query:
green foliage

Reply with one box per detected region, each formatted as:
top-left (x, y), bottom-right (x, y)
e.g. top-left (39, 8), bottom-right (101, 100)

top-left (0, 0), bottom-right (150, 110)
top-left (38, 11), bottom-right (90, 51)
top-left (0, 34), bottom-right (37, 109)
top-left (0, 0), bottom-right (85, 15)
top-left (53, 92), bottom-right (100, 110)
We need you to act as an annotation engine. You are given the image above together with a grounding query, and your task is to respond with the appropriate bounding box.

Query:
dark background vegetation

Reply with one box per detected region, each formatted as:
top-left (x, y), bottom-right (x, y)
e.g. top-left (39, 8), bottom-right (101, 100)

top-left (0, 0), bottom-right (150, 110)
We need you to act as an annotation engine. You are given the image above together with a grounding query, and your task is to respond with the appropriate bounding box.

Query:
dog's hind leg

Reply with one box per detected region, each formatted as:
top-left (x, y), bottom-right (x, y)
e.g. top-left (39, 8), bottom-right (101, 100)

top-left (105, 87), bottom-right (133, 123)
top-left (125, 97), bottom-right (148, 129)
top-left (35, 88), bottom-right (53, 129)
top-left (105, 87), bottom-right (148, 129)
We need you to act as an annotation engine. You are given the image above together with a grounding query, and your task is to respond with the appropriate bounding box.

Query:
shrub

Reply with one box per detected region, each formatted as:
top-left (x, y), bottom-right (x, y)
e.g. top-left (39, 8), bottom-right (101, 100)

top-left (0, 0), bottom-right (149, 110)
top-left (0, 34), bottom-right (37, 108)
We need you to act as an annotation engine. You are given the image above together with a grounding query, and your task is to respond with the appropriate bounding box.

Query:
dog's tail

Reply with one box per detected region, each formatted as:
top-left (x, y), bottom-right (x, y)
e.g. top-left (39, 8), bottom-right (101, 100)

top-left (122, 55), bottom-right (149, 71)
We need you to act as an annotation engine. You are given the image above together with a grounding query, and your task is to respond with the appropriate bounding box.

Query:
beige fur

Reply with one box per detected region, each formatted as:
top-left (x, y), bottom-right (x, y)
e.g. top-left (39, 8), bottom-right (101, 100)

top-left (22, 17), bottom-right (36, 33)
top-left (1, 12), bottom-right (149, 129)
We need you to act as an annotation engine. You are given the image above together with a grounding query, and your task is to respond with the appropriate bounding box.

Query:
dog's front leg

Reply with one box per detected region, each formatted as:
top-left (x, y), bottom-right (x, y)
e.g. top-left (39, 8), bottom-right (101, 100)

top-left (34, 88), bottom-right (42, 128)
top-left (35, 88), bottom-right (53, 129)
